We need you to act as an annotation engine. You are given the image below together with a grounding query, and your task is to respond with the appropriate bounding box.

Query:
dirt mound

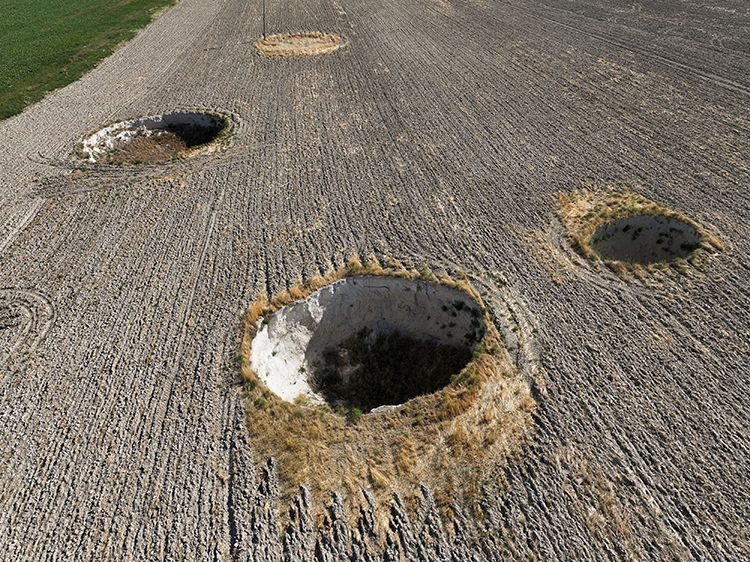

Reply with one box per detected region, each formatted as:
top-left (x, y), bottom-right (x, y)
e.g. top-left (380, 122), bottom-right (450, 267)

top-left (255, 32), bottom-right (344, 57)
top-left (591, 214), bottom-right (701, 264)
top-left (79, 111), bottom-right (228, 164)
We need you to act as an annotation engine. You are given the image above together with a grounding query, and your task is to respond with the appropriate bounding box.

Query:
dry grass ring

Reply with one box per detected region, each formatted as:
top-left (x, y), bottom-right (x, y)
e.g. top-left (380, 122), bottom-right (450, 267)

top-left (240, 258), bottom-right (535, 520)
top-left (255, 32), bottom-right (344, 57)
top-left (558, 186), bottom-right (724, 274)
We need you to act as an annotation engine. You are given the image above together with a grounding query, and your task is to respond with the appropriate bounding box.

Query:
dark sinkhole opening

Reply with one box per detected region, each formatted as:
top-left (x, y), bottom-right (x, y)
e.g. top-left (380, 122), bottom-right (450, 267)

top-left (80, 111), bottom-right (227, 165)
top-left (591, 214), bottom-right (701, 264)
top-left (313, 326), bottom-right (474, 413)
top-left (250, 276), bottom-right (486, 413)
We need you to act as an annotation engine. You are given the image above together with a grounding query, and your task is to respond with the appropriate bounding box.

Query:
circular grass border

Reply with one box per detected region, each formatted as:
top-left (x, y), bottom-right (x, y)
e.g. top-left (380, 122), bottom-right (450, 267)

top-left (239, 257), bottom-right (535, 520)
top-left (558, 187), bottom-right (724, 276)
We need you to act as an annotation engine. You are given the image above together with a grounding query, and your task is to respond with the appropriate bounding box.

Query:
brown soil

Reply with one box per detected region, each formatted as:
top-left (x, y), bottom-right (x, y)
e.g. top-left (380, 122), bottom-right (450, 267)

top-left (0, 308), bottom-right (21, 330)
top-left (102, 123), bottom-right (221, 164)
top-left (255, 32), bottom-right (344, 57)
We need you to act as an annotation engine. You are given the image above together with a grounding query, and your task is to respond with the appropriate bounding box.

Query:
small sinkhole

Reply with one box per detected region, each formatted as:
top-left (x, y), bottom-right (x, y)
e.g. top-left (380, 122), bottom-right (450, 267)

top-left (79, 111), bottom-right (227, 164)
top-left (250, 276), bottom-right (486, 413)
top-left (591, 214), bottom-right (701, 264)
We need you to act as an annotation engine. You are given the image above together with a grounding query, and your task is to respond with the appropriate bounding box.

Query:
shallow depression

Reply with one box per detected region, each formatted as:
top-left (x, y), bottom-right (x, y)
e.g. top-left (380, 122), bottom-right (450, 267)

top-left (79, 111), bottom-right (227, 164)
top-left (255, 32), bottom-right (344, 57)
top-left (591, 214), bottom-right (701, 264)
top-left (250, 276), bottom-right (486, 412)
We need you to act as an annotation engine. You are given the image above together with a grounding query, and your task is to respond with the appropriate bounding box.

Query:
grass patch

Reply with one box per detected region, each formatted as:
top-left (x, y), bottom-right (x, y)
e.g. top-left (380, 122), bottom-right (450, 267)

top-left (240, 256), bottom-right (534, 523)
top-left (255, 32), bottom-right (344, 57)
top-left (0, 0), bottom-right (177, 121)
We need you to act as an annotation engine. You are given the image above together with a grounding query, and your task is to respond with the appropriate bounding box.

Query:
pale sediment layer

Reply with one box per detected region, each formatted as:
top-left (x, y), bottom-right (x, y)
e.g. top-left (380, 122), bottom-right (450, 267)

top-left (250, 275), bottom-right (483, 410)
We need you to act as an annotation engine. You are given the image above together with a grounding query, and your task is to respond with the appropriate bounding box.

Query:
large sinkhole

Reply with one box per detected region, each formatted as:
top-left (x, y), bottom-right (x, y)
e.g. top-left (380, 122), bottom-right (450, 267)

top-left (591, 214), bottom-right (701, 264)
top-left (250, 276), bottom-right (486, 413)
top-left (79, 111), bottom-right (227, 164)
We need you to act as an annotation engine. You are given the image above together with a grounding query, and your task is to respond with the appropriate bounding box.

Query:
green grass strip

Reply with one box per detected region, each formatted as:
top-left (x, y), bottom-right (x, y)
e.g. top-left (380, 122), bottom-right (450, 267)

top-left (0, 0), bottom-right (177, 121)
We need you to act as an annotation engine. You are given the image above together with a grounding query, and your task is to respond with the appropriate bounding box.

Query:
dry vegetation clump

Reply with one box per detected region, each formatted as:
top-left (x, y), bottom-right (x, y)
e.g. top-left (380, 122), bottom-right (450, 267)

top-left (239, 257), bottom-right (534, 522)
top-left (255, 32), bottom-right (344, 57)
top-left (558, 185), bottom-right (724, 275)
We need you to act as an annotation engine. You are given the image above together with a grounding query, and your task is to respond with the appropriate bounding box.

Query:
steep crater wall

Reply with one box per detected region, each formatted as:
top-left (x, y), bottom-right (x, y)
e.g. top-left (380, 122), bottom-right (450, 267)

top-left (250, 275), bottom-right (484, 411)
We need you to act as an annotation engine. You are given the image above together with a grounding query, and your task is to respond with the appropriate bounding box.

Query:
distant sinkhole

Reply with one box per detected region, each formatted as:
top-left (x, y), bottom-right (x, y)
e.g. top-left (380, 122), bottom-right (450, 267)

top-left (255, 32), bottom-right (344, 57)
top-left (79, 111), bottom-right (228, 165)
top-left (590, 214), bottom-right (701, 264)
top-left (250, 276), bottom-right (486, 413)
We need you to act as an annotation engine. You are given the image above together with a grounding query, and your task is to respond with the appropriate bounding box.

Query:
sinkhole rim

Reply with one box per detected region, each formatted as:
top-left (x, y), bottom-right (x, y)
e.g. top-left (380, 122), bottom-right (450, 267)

top-left (558, 187), bottom-right (725, 273)
top-left (238, 265), bottom-right (533, 518)
top-left (248, 273), bottom-right (488, 415)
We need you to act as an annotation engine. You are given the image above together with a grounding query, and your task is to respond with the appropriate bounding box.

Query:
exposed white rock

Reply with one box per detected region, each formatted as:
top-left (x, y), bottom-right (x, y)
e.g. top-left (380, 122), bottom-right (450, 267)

top-left (250, 276), bottom-right (483, 405)
top-left (79, 111), bottom-right (225, 162)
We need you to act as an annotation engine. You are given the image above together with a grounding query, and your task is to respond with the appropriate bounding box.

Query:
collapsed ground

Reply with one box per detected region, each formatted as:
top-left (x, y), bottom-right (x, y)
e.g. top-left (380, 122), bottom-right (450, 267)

top-left (79, 112), bottom-right (230, 164)
top-left (0, 0), bottom-right (748, 560)
top-left (242, 266), bottom-right (532, 516)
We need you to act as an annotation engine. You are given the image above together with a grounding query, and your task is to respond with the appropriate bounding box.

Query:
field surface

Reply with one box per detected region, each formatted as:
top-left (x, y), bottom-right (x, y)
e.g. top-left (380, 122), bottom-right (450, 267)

top-left (0, 0), bottom-right (175, 120)
top-left (0, 0), bottom-right (749, 559)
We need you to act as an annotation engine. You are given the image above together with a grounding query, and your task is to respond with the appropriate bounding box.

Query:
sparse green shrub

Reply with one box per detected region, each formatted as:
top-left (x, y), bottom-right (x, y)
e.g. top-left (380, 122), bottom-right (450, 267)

top-left (346, 408), bottom-right (363, 424)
